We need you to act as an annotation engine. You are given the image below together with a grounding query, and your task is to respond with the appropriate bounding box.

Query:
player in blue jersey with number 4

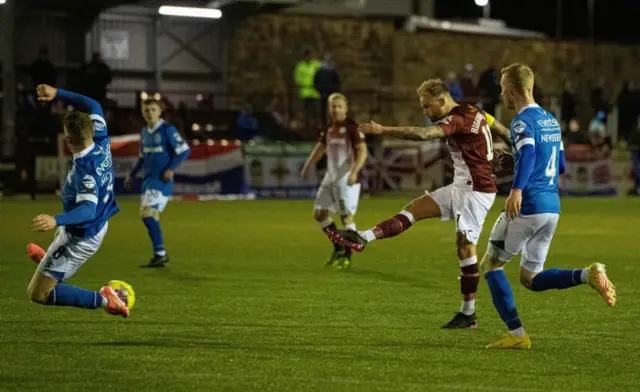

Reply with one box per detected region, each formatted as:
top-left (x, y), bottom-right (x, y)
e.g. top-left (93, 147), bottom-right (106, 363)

top-left (480, 64), bottom-right (616, 349)
top-left (125, 98), bottom-right (190, 268)
top-left (25, 85), bottom-right (129, 318)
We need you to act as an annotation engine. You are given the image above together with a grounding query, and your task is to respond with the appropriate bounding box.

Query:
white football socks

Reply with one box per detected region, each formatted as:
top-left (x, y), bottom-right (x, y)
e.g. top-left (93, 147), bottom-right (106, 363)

top-left (580, 268), bottom-right (589, 284)
top-left (344, 223), bottom-right (357, 231)
top-left (359, 230), bottom-right (376, 242)
top-left (509, 327), bottom-right (526, 337)
top-left (460, 300), bottom-right (475, 316)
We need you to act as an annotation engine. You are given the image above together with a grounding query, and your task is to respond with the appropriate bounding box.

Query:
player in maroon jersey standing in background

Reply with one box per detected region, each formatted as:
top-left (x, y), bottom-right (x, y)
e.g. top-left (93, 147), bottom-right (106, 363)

top-left (301, 93), bottom-right (368, 269)
top-left (328, 79), bottom-right (511, 329)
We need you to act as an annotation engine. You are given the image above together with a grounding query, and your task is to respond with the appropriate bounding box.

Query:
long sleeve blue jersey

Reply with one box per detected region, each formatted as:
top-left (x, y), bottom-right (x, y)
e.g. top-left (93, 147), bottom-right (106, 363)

top-left (134, 120), bottom-right (190, 196)
top-left (56, 89), bottom-right (120, 238)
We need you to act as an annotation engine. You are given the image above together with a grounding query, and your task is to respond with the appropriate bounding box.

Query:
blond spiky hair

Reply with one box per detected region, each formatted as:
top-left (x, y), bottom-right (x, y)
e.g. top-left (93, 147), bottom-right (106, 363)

top-left (416, 79), bottom-right (450, 98)
top-left (501, 63), bottom-right (535, 94)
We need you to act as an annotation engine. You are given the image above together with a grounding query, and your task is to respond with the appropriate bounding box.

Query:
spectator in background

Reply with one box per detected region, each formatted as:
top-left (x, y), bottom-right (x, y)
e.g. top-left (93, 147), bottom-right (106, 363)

top-left (478, 62), bottom-right (500, 113)
top-left (560, 81), bottom-right (577, 126)
top-left (588, 112), bottom-right (611, 158)
top-left (235, 103), bottom-right (260, 141)
top-left (459, 63), bottom-right (477, 103)
top-left (590, 77), bottom-right (609, 119)
top-left (29, 46), bottom-right (57, 87)
top-left (563, 118), bottom-right (587, 145)
top-left (616, 81), bottom-right (637, 143)
top-left (294, 48), bottom-right (321, 132)
top-left (589, 111), bottom-right (607, 135)
top-left (313, 53), bottom-right (341, 123)
top-left (628, 114), bottom-right (640, 195)
top-left (81, 52), bottom-right (112, 103)
top-left (445, 71), bottom-right (464, 101)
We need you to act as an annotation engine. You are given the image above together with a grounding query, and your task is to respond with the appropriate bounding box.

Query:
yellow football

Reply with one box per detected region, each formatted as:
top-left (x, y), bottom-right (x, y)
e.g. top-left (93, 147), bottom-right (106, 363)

top-left (106, 280), bottom-right (136, 310)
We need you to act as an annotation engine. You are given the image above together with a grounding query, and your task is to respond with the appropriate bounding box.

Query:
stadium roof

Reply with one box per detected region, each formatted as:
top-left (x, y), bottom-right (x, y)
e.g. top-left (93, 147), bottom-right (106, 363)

top-left (16, 0), bottom-right (139, 12)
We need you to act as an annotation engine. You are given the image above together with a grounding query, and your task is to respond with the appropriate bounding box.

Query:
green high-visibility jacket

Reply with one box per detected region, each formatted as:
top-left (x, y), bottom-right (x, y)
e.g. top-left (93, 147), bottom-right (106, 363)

top-left (294, 59), bottom-right (321, 99)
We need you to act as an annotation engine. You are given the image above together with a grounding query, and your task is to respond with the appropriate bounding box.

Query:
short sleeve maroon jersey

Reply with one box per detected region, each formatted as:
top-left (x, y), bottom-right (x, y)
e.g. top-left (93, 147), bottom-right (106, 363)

top-left (435, 104), bottom-right (497, 193)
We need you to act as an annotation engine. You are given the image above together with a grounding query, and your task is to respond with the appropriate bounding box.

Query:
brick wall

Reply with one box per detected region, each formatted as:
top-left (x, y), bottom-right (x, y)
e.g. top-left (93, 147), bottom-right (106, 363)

top-left (227, 13), bottom-right (640, 127)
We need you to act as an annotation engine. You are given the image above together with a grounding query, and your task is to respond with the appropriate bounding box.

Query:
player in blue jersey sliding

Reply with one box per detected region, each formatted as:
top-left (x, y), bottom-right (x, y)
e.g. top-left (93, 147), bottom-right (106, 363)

top-left (25, 84), bottom-right (129, 318)
top-left (480, 63), bottom-right (616, 349)
top-left (125, 98), bottom-right (190, 268)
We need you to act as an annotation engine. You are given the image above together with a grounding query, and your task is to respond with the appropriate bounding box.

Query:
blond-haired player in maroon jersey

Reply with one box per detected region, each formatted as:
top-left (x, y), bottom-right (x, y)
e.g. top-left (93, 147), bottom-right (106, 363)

top-left (301, 93), bottom-right (368, 268)
top-left (328, 79), bottom-right (510, 329)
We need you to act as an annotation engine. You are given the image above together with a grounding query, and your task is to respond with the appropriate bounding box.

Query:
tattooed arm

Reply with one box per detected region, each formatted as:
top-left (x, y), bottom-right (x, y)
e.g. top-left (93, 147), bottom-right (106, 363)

top-left (358, 121), bottom-right (446, 141)
top-left (381, 125), bottom-right (446, 141)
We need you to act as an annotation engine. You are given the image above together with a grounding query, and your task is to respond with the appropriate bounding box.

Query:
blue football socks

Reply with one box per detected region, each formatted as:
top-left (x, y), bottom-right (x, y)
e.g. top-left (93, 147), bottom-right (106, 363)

top-left (485, 269), bottom-right (522, 331)
top-left (142, 217), bottom-right (166, 256)
top-left (530, 268), bottom-right (584, 292)
top-left (45, 283), bottom-right (103, 309)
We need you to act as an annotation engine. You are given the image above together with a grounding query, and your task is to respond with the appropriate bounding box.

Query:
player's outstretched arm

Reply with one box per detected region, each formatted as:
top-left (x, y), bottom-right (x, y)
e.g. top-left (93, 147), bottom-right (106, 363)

top-left (382, 125), bottom-right (446, 141)
top-left (38, 85), bottom-right (108, 140)
top-left (359, 121), bottom-right (445, 141)
top-left (37, 85), bottom-right (103, 117)
top-left (300, 142), bottom-right (325, 179)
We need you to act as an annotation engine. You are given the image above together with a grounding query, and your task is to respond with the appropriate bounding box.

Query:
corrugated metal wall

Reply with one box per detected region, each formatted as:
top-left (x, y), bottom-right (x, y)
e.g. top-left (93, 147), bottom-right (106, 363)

top-left (88, 5), bottom-right (227, 107)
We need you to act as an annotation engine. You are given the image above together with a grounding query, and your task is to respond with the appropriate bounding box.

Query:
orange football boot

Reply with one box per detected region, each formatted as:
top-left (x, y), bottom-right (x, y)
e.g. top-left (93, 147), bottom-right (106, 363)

top-left (99, 286), bottom-right (130, 318)
top-left (26, 243), bottom-right (46, 264)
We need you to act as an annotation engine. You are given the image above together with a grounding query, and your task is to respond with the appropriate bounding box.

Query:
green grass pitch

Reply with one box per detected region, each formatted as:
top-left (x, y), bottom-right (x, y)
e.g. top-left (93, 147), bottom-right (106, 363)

top-left (1, 196), bottom-right (639, 391)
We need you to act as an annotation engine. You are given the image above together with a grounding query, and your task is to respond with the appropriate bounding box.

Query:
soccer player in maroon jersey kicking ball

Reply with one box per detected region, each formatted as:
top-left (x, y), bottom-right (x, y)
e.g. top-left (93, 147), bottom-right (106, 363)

top-left (328, 79), bottom-right (511, 329)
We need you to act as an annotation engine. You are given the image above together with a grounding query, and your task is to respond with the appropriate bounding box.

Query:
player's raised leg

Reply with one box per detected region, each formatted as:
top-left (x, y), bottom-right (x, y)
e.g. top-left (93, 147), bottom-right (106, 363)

top-left (481, 212), bottom-right (616, 349)
top-left (328, 192), bottom-right (440, 252)
top-left (27, 225), bottom-right (128, 318)
top-left (517, 214), bottom-right (616, 306)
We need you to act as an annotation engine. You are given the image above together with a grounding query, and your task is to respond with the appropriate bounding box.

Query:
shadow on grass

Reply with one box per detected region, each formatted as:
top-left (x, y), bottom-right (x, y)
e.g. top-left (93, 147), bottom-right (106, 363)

top-left (85, 338), bottom-right (464, 354)
top-left (340, 268), bottom-right (432, 288)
